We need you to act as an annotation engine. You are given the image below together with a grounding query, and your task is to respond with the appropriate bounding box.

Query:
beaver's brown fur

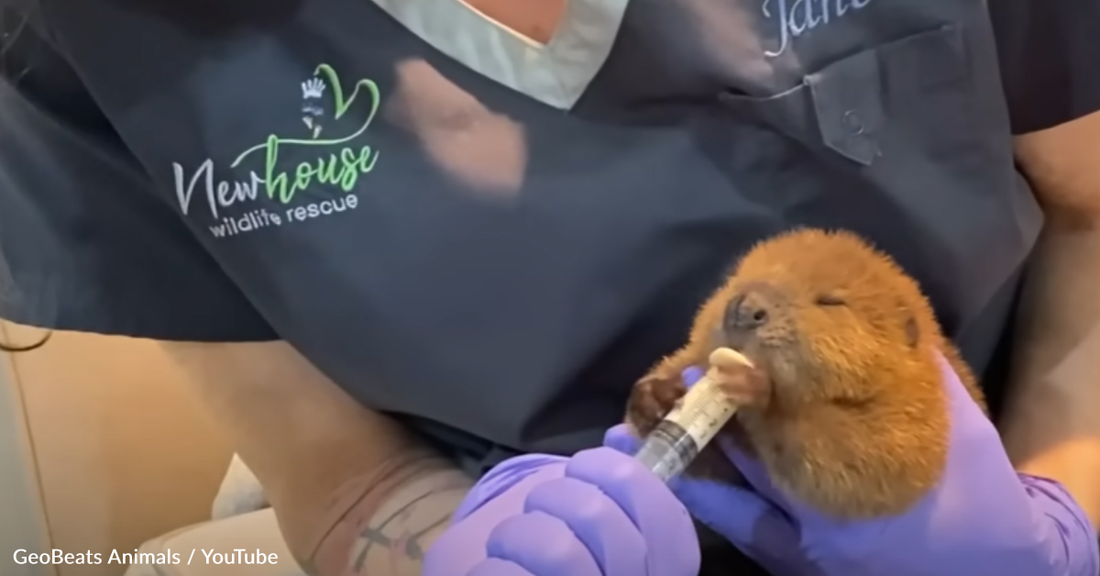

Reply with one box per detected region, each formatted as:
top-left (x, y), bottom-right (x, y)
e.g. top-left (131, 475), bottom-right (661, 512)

top-left (626, 228), bottom-right (987, 520)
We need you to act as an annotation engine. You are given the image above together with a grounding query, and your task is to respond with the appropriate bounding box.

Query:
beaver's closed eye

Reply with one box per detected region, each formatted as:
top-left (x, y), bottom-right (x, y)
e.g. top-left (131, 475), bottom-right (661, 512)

top-left (815, 294), bottom-right (847, 306)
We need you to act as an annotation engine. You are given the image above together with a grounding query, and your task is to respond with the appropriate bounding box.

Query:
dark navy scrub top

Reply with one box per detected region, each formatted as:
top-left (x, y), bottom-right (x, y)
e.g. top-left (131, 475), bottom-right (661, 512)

top-left (2, 1), bottom-right (1100, 473)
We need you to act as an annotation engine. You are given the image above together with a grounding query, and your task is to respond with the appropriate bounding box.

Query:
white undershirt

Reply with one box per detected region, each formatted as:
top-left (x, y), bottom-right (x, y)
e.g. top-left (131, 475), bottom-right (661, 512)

top-left (369, 0), bottom-right (631, 110)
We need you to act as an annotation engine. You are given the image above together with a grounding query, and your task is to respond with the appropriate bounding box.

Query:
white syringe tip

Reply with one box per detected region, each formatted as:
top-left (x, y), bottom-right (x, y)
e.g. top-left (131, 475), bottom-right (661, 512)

top-left (708, 347), bottom-right (754, 369)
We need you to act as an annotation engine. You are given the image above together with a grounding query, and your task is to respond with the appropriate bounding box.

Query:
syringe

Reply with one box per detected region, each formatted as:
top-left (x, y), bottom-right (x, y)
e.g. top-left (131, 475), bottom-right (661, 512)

top-left (634, 348), bottom-right (753, 483)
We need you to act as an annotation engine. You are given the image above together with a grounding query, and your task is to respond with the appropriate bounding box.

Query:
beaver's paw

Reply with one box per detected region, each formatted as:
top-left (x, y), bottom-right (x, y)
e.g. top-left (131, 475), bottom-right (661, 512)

top-left (625, 369), bottom-right (687, 437)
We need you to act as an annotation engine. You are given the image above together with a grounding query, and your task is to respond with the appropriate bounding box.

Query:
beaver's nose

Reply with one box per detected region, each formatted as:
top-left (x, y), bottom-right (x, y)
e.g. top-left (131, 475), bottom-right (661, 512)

top-left (725, 283), bottom-right (778, 331)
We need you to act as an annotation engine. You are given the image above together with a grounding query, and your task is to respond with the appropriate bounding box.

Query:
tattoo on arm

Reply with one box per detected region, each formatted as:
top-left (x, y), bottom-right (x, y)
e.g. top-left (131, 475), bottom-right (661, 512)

top-left (353, 491), bottom-right (451, 565)
top-left (348, 469), bottom-right (473, 575)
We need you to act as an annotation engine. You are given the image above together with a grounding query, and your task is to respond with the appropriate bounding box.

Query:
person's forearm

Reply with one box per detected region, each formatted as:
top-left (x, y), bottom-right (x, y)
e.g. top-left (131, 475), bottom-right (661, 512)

top-left (1000, 219), bottom-right (1100, 527)
top-left (160, 340), bottom-right (472, 572)
top-left (300, 450), bottom-right (474, 576)
top-left (333, 459), bottom-right (474, 575)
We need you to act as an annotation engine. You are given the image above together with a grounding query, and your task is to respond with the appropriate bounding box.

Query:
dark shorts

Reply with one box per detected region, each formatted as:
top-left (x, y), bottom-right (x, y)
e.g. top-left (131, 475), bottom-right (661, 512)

top-left (698, 524), bottom-right (770, 576)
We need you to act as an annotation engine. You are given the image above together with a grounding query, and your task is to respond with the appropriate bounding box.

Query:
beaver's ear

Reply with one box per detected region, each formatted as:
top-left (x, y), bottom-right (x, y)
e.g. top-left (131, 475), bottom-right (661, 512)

top-left (901, 304), bottom-right (920, 348)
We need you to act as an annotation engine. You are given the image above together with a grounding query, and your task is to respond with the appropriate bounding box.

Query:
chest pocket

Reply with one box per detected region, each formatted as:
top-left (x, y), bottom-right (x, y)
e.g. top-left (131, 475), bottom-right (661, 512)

top-left (706, 21), bottom-right (1027, 340)
top-left (717, 24), bottom-right (972, 167)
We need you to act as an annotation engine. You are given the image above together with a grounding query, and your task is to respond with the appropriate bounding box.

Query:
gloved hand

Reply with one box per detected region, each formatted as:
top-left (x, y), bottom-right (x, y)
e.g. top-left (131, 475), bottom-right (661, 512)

top-left (422, 446), bottom-right (700, 576)
top-left (606, 355), bottom-right (1100, 576)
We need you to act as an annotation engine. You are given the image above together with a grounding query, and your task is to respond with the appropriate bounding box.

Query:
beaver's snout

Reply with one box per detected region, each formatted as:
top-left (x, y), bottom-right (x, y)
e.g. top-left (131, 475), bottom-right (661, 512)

top-left (726, 281), bottom-right (785, 328)
top-left (723, 281), bottom-right (788, 350)
top-left (727, 292), bottom-right (769, 329)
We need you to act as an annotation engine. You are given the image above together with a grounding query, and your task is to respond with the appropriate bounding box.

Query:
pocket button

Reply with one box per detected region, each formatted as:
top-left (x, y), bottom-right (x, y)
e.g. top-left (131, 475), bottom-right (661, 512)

top-left (842, 110), bottom-right (865, 136)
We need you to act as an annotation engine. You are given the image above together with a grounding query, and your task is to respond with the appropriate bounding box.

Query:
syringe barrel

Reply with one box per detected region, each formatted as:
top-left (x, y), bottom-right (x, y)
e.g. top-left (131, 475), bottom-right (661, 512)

top-left (634, 374), bottom-right (739, 482)
top-left (634, 420), bottom-right (699, 482)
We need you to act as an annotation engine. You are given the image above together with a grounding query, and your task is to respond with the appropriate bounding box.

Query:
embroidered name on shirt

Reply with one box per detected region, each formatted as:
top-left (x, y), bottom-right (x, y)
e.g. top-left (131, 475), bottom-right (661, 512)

top-left (171, 64), bottom-right (381, 239)
top-left (762, 0), bottom-right (872, 57)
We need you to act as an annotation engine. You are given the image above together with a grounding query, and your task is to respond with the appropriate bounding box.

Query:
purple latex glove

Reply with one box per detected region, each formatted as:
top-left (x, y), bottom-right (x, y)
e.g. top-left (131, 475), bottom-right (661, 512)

top-left (608, 355), bottom-right (1099, 576)
top-left (421, 446), bottom-right (700, 576)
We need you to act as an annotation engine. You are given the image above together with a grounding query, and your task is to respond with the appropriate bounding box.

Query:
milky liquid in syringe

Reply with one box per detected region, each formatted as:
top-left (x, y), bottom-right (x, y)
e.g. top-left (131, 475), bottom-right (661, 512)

top-left (634, 348), bottom-right (751, 483)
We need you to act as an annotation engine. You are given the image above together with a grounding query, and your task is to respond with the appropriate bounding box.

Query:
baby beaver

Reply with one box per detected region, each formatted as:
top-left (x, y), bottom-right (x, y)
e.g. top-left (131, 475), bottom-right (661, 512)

top-left (626, 228), bottom-right (987, 520)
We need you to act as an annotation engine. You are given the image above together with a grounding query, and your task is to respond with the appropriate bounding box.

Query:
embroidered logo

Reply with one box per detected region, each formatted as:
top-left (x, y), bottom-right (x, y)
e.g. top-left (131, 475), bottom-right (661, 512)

top-left (171, 64), bottom-right (382, 238)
